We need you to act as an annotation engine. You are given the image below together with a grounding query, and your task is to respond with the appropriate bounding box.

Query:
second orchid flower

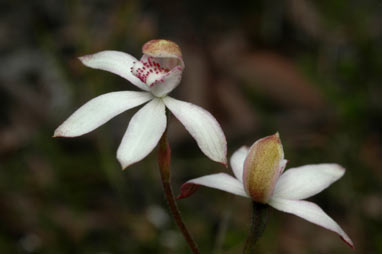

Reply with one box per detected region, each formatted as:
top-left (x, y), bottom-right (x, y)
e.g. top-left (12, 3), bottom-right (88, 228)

top-left (178, 133), bottom-right (354, 248)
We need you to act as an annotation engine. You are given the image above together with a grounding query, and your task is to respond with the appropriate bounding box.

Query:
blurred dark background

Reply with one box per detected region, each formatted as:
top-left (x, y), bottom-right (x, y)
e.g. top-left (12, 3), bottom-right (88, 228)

top-left (0, 0), bottom-right (381, 253)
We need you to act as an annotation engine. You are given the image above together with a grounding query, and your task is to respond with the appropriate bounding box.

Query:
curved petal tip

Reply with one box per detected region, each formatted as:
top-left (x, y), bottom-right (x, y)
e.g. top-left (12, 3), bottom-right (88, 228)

top-left (341, 236), bottom-right (355, 249)
top-left (52, 130), bottom-right (60, 138)
top-left (177, 183), bottom-right (200, 200)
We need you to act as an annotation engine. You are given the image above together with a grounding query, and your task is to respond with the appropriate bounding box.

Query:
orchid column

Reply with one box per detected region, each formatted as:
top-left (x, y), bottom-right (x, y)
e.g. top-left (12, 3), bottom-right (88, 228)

top-left (54, 40), bottom-right (227, 253)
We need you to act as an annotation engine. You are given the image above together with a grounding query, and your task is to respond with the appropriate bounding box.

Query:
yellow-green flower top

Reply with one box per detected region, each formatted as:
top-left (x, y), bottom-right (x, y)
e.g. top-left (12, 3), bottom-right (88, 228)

top-left (142, 39), bottom-right (182, 59)
top-left (243, 133), bottom-right (286, 203)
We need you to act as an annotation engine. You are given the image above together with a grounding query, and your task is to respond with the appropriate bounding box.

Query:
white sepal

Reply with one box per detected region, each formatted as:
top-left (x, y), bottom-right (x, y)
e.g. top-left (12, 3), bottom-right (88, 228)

top-left (117, 98), bottom-right (166, 169)
top-left (178, 173), bottom-right (249, 199)
top-left (54, 91), bottom-right (152, 137)
top-left (79, 50), bottom-right (150, 91)
top-left (269, 198), bottom-right (354, 248)
top-left (163, 96), bottom-right (227, 165)
top-left (272, 164), bottom-right (345, 200)
top-left (230, 146), bottom-right (249, 182)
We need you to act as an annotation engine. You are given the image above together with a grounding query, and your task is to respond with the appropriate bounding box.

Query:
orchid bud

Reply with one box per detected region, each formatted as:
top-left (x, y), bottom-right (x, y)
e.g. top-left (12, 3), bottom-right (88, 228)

top-left (243, 133), bottom-right (287, 203)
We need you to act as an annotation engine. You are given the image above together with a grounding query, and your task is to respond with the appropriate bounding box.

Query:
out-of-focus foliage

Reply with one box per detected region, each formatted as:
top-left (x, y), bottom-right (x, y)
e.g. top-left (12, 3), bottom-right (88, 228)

top-left (0, 0), bottom-right (381, 253)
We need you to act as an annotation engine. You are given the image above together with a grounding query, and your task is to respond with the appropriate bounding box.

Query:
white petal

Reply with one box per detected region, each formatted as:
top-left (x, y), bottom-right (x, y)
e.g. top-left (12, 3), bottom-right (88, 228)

top-left (177, 173), bottom-right (249, 199)
top-left (117, 98), bottom-right (166, 169)
top-left (272, 164), bottom-right (345, 200)
top-left (269, 198), bottom-right (354, 248)
top-left (230, 146), bottom-right (249, 182)
top-left (163, 96), bottom-right (227, 165)
top-left (149, 66), bottom-right (183, 97)
top-left (79, 50), bottom-right (150, 91)
top-left (54, 91), bottom-right (153, 137)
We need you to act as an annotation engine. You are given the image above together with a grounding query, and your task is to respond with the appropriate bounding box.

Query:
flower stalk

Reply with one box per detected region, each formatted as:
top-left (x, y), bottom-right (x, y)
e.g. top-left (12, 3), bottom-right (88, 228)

top-left (243, 202), bottom-right (269, 254)
top-left (158, 129), bottom-right (200, 254)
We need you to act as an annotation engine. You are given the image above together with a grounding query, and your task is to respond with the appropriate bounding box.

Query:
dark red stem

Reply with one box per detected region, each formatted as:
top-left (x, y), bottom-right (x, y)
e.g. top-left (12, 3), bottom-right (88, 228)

top-left (158, 130), bottom-right (200, 254)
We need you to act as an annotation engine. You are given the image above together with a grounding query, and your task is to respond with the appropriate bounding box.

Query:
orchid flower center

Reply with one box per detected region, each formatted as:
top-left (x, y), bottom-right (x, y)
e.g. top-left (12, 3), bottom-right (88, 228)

top-left (131, 56), bottom-right (170, 87)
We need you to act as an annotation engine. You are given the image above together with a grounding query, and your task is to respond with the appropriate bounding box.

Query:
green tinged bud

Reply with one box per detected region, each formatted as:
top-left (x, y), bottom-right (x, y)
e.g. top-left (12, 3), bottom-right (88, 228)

top-left (243, 133), bottom-right (286, 203)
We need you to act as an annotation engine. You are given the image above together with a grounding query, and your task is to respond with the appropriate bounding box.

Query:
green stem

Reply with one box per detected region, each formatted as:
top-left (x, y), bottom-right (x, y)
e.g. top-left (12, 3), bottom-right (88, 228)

top-left (243, 202), bottom-right (269, 254)
top-left (158, 130), bottom-right (200, 254)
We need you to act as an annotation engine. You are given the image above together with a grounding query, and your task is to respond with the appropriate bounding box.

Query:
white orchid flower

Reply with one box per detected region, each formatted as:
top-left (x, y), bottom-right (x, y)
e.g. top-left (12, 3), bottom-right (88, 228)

top-left (178, 133), bottom-right (354, 248)
top-left (54, 39), bottom-right (227, 169)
